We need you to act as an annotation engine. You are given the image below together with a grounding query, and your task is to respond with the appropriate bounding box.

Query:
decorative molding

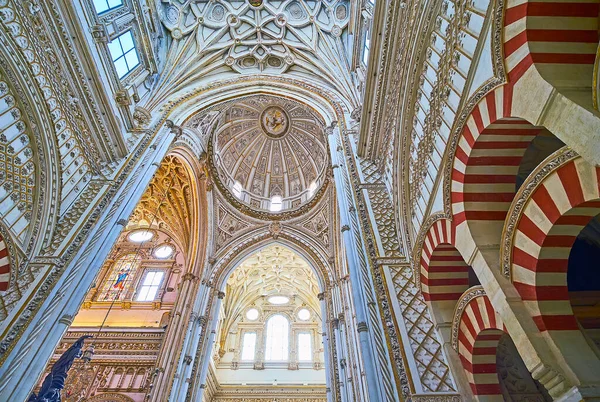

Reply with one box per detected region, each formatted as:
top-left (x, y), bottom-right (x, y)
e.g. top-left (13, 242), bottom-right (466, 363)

top-left (411, 212), bottom-right (448, 286)
top-left (410, 395), bottom-right (462, 402)
top-left (450, 286), bottom-right (487, 351)
top-left (441, 0), bottom-right (508, 220)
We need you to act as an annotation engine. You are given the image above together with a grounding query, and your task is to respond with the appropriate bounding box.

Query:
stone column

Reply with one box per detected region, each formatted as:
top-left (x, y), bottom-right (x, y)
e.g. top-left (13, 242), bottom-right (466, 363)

top-left (326, 125), bottom-right (385, 402)
top-left (150, 272), bottom-right (200, 402)
top-left (332, 316), bottom-right (350, 402)
top-left (169, 282), bottom-right (213, 400)
top-left (191, 290), bottom-right (225, 402)
top-left (319, 292), bottom-right (334, 402)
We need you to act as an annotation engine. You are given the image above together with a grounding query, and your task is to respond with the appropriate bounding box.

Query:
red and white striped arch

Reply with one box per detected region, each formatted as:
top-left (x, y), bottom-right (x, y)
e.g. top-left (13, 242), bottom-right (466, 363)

top-left (420, 218), bottom-right (470, 303)
top-left (0, 233), bottom-right (11, 291)
top-left (504, 0), bottom-right (600, 85)
top-left (451, 88), bottom-right (546, 236)
top-left (511, 157), bottom-right (600, 332)
top-left (455, 292), bottom-right (506, 400)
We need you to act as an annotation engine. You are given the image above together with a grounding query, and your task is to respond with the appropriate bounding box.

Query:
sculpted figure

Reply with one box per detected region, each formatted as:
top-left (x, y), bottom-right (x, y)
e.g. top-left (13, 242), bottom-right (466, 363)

top-left (28, 335), bottom-right (93, 402)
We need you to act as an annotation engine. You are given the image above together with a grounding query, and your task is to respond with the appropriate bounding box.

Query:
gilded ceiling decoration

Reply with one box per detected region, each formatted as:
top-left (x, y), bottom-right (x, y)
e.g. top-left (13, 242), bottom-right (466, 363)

top-left (129, 155), bottom-right (194, 252)
top-left (212, 95), bottom-right (329, 212)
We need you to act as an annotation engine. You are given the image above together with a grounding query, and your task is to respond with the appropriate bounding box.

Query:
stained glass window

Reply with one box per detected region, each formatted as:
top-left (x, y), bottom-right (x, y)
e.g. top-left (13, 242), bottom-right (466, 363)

top-left (265, 314), bottom-right (289, 361)
top-left (97, 254), bottom-right (141, 301)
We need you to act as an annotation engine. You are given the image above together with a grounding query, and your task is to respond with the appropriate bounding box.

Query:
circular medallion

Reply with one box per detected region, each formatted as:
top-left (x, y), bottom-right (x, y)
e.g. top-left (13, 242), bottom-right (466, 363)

top-left (172, 28), bottom-right (182, 39)
top-left (260, 106), bottom-right (290, 138)
top-left (249, 0), bottom-right (263, 6)
top-left (166, 6), bottom-right (180, 24)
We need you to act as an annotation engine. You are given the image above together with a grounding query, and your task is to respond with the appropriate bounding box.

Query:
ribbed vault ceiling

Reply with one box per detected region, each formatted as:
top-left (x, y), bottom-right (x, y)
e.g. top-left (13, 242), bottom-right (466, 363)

top-left (129, 155), bottom-right (194, 253)
top-left (223, 244), bottom-right (321, 329)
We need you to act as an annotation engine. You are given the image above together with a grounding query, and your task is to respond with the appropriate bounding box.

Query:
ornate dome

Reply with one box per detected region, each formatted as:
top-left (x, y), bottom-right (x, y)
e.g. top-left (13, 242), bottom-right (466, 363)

top-left (212, 95), bottom-right (329, 213)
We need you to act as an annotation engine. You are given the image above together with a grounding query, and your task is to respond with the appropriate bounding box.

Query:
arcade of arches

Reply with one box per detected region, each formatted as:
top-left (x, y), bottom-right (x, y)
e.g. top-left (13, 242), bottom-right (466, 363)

top-left (1, 0), bottom-right (600, 401)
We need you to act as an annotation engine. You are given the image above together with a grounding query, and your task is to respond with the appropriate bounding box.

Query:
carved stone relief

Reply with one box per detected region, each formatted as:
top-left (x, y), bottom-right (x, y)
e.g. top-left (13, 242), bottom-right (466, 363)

top-left (156, 0), bottom-right (350, 75)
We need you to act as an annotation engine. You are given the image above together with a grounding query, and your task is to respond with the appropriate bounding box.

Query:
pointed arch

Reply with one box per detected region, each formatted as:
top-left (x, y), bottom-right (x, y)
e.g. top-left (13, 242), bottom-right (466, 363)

top-left (211, 226), bottom-right (335, 293)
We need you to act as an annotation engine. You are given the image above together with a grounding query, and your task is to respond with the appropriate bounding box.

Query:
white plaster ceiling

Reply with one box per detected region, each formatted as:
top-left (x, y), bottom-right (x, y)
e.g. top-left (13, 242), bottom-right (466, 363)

top-left (158, 0), bottom-right (351, 73)
top-left (147, 0), bottom-right (359, 111)
top-left (212, 95), bottom-right (329, 211)
top-left (224, 244), bottom-right (321, 322)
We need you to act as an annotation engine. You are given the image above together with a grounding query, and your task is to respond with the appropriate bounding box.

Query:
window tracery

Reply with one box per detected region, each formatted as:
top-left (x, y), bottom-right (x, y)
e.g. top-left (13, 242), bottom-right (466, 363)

top-left (406, 0), bottom-right (493, 233)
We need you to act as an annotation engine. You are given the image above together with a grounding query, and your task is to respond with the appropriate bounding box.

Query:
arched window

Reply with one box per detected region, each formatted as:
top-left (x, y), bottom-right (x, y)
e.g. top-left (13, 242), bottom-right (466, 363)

top-left (265, 314), bottom-right (289, 361)
top-left (97, 254), bottom-right (141, 301)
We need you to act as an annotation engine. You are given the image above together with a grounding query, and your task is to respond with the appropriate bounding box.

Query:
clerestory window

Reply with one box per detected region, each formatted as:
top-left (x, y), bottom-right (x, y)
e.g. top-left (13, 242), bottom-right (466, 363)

top-left (108, 30), bottom-right (140, 79)
top-left (265, 314), bottom-right (289, 361)
top-left (269, 195), bottom-right (283, 212)
top-left (241, 332), bottom-right (257, 361)
top-left (136, 271), bottom-right (164, 302)
top-left (92, 0), bottom-right (123, 15)
top-left (362, 29), bottom-right (371, 66)
top-left (297, 333), bottom-right (312, 361)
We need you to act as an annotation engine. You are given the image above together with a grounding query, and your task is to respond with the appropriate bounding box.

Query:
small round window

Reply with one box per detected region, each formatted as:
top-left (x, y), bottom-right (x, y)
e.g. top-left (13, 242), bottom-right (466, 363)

top-left (154, 244), bottom-right (174, 259)
top-left (128, 229), bottom-right (154, 243)
top-left (297, 308), bottom-right (311, 321)
top-left (246, 308), bottom-right (259, 320)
